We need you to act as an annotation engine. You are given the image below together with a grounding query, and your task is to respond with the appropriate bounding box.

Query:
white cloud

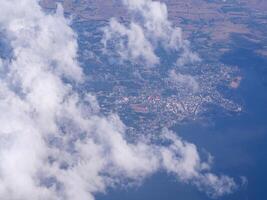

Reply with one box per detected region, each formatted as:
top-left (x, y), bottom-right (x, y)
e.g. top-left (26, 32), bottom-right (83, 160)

top-left (0, 0), bottom-right (237, 199)
top-left (122, 0), bottom-right (182, 49)
top-left (102, 0), bottom-right (200, 66)
top-left (102, 18), bottom-right (159, 65)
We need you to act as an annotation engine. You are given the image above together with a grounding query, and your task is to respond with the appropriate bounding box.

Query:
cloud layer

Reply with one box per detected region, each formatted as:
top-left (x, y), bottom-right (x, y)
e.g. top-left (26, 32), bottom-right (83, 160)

top-left (0, 0), bottom-right (236, 200)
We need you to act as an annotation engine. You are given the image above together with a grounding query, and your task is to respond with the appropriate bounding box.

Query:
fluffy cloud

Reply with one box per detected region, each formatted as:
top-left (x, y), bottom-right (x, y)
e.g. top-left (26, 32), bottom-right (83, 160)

top-left (102, 18), bottom-right (159, 65)
top-left (0, 0), bottom-right (237, 200)
top-left (102, 0), bottom-right (200, 66)
top-left (122, 0), bottom-right (183, 49)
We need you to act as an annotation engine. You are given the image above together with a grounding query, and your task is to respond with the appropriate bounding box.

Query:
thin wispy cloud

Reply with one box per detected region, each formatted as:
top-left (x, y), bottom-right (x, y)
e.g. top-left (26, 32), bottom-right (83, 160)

top-left (169, 69), bottom-right (200, 93)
